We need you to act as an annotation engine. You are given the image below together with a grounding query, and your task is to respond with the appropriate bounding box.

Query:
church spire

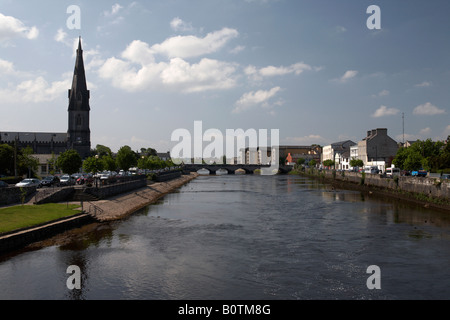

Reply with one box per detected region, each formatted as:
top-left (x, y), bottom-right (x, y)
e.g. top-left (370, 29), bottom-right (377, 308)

top-left (68, 37), bottom-right (90, 111)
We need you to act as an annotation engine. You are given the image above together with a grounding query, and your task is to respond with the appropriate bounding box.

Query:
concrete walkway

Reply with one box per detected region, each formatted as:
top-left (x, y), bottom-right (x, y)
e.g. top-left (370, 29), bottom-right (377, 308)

top-left (84, 173), bottom-right (198, 222)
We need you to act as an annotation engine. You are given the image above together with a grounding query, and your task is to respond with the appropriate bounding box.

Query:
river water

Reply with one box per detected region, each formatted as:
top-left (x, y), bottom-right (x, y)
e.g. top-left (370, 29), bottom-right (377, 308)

top-left (1, 174), bottom-right (450, 300)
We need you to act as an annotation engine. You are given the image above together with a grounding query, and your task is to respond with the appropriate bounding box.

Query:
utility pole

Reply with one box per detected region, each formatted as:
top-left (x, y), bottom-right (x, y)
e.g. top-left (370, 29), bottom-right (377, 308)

top-left (402, 112), bottom-right (405, 145)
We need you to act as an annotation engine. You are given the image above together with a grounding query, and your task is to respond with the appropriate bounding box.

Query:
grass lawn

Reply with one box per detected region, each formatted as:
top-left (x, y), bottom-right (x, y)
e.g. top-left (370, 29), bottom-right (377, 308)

top-left (0, 203), bottom-right (82, 234)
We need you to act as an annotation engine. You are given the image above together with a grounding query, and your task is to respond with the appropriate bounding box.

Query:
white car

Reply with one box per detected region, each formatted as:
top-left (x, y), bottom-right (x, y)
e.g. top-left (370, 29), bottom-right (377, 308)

top-left (15, 178), bottom-right (41, 188)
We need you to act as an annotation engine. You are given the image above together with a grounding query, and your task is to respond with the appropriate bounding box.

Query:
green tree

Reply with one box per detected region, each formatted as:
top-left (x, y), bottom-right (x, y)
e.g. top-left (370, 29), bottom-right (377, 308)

top-left (102, 155), bottom-right (117, 171)
top-left (57, 149), bottom-right (82, 175)
top-left (296, 158), bottom-right (305, 166)
top-left (83, 156), bottom-right (104, 174)
top-left (403, 150), bottom-right (423, 171)
top-left (95, 144), bottom-right (113, 158)
top-left (308, 159), bottom-right (317, 167)
top-left (0, 144), bottom-right (15, 175)
top-left (323, 159), bottom-right (335, 168)
top-left (18, 146), bottom-right (39, 178)
top-left (116, 145), bottom-right (137, 171)
top-left (349, 158), bottom-right (364, 168)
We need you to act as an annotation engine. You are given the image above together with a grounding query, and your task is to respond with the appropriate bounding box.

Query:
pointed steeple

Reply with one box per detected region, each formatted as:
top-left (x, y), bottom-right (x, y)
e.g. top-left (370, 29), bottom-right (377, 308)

top-left (68, 37), bottom-right (90, 111)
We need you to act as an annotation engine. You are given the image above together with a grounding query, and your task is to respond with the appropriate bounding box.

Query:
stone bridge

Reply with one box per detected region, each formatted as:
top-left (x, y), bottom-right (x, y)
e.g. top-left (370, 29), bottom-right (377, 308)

top-left (182, 164), bottom-right (293, 174)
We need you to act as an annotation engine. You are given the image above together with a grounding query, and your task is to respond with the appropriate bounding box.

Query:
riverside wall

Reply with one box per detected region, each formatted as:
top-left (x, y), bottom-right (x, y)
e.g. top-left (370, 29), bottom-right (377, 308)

top-left (0, 186), bottom-right (37, 206)
top-left (299, 169), bottom-right (450, 210)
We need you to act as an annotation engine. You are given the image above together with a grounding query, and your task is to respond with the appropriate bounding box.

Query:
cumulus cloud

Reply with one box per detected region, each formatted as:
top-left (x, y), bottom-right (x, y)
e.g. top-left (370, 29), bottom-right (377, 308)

top-left (233, 87), bottom-right (281, 113)
top-left (0, 76), bottom-right (71, 104)
top-left (245, 62), bottom-right (313, 81)
top-left (151, 27), bottom-right (239, 58)
top-left (413, 102), bottom-right (446, 116)
top-left (0, 13), bottom-right (38, 43)
top-left (170, 17), bottom-right (193, 32)
top-left (334, 70), bottom-right (358, 83)
top-left (372, 105), bottom-right (400, 118)
top-left (98, 27), bottom-right (240, 93)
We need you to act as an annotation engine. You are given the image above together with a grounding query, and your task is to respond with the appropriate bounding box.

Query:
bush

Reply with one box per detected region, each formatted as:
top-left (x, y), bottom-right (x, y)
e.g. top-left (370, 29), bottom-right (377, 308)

top-left (360, 172), bottom-right (365, 185)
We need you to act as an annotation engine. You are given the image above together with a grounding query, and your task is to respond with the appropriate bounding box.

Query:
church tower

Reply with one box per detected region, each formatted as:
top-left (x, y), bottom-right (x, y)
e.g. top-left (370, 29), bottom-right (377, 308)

top-left (67, 37), bottom-right (91, 159)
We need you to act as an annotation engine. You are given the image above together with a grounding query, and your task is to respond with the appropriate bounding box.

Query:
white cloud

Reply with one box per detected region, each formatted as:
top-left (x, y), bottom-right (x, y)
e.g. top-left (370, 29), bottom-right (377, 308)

top-left (372, 89), bottom-right (389, 97)
top-left (245, 62), bottom-right (313, 81)
top-left (104, 4), bottom-right (123, 16)
top-left (233, 87), bottom-right (281, 113)
top-left (98, 27), bottom-right (240, 93)
top-left (443, 125), bottom-right (450, 138)
top-left (0, 13), bottom-right (39, 43)
top-left (334, 70), bottom-right (358, 83)
top-left (413, 102), bottom-right (446, 116)
top-left (170, 17), bottom-right (193, 32)
top-left (335, 26), bottom-right (347, 33)
top-left (0, 76), bottom-right (71, 104)
top-left (54, 28), bottom-right (67, 43)
top-left (151, 27), bottom-right (238, 59)
top-left (372, 105), bottom-right (400, 118)
top-left (415, 81), bottom-right (432, 87)
top-left (419, 127), bottom-right (431, 136)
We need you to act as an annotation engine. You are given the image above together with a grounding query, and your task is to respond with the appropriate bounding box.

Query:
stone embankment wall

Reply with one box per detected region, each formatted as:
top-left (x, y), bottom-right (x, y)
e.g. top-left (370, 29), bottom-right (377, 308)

top-left (0, 213), bottom-right (94, 253)
top-left (35, 187), bottom-right (75, 205)
top-left (0, 186), bottom-right (36, 206)
top-left (310, 169), bottom-right (450, 200)
top-left (85, 178), bottom-right (147, 199)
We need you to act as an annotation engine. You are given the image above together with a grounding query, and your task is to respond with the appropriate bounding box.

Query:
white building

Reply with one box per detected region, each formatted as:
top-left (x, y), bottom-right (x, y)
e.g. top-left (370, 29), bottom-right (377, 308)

top-left (321, 140), bottom-right (356, 169)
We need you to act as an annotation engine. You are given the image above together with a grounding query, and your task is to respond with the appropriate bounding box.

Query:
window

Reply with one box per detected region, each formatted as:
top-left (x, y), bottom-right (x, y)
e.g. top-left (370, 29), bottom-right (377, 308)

top-left (41, 165), bottom-right (47, 174)
top-left (76, 115), bottom-right (82, 126)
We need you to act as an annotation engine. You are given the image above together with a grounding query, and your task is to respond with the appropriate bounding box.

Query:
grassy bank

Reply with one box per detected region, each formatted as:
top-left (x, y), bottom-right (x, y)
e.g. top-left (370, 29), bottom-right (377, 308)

top-left (0, 203), bottom-right (81, 234)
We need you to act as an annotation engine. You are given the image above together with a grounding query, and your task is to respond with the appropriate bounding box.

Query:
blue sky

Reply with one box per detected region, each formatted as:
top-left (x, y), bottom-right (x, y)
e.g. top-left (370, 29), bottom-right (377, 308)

top-left (0, 0), bottom-right (449, 153)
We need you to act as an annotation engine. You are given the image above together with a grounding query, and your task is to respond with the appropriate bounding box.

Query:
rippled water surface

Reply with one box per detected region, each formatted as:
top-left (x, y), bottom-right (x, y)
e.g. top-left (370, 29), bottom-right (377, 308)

top-left (1, 174), bottom-right (450, 300)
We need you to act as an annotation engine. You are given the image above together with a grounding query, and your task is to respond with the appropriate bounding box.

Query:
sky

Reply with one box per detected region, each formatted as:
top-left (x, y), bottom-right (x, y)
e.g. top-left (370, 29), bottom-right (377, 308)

top-left (0, 0), bottom-right (449, 155)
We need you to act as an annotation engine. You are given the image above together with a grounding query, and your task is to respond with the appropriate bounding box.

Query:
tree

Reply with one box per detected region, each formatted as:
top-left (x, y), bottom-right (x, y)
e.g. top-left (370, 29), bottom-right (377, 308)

top-left (296, 158), bottom-right (306, 166)
top-left (18, 146), bottom-right (39, 178)
top-left (308, 159), bottom-right (317, 167)
top-left (57, 149), bottom-right (82, 175)
top-left (349, 158), bottom-right (364, 168)
top-left (95, 144), bottom-right (112, 158)
top-left (83, 156), bottom-right (104, 174)
top-left (0, 144), bottom-right (15, 175)
top-left (116, 145), bottom-right (137, 171)
top-left (102, 155), bottom-right (117, 171)
top-left (323, 159), bottom-right (335, 168)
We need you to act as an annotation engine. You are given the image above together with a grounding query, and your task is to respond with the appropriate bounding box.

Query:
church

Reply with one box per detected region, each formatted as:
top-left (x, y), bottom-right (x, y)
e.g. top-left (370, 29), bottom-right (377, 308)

top-left (0, 37), bottom-right (91, 159)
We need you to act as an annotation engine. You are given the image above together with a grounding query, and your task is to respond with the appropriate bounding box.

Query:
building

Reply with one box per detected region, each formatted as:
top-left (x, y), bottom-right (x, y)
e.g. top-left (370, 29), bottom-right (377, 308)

top-left (278, 145), bottom-right (322, 164)
top-left (321, 140), bottom-right (356, 170)
top-left (0, 37), bottom-right (91, 159)
top-left (356, 128), bottom-right (398, 172)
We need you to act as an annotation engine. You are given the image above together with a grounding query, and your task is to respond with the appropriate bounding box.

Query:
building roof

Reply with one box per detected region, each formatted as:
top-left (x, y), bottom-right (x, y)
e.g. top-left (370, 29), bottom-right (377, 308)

top-left (0, 132), bottom-right (67, 143)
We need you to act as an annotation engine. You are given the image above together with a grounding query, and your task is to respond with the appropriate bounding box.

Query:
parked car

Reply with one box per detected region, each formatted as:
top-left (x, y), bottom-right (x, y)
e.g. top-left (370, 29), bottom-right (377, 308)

top-left (411, 170), bottom-right (427, 177)
top-left (442, 174), bottom-right (450, 180)
top-left (386, 167), bottom-right (400, 177)
top-left (59, 175), bottom-right (76, 186)
top-left (15, 178), bottom-right (42, 188)
top-left (41, 176), bottom-right (60, 187)
top-left (0, 181), bottom-right (9, 188)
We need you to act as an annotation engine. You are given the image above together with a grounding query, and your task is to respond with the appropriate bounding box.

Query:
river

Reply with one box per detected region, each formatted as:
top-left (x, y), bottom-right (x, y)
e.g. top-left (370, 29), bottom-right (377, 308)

top-left (1, 174), bottom-right (450, 300)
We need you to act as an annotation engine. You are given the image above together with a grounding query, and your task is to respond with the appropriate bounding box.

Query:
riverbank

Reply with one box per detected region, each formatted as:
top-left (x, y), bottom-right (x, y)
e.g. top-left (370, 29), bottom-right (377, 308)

top-left (293, 169), bottom-right (450, 213)
top-left (0, 173), bottom-right (198, 253)
top-left (89, 172), bottom-right (198, 221)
